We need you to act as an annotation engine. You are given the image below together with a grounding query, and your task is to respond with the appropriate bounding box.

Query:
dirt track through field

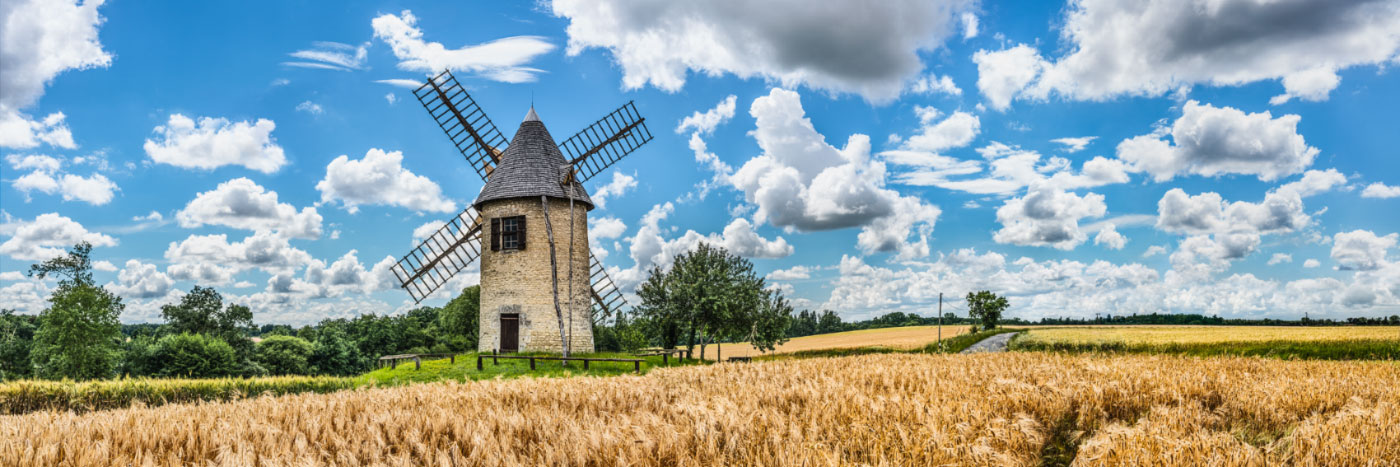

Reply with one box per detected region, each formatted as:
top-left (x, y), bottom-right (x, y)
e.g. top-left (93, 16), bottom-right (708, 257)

top-left (961, 332), bottom-right (1018, 353)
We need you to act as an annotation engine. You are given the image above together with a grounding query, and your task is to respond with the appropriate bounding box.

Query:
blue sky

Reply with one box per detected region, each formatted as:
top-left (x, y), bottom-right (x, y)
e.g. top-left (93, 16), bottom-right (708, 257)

top-left (3, 0), bottom-right (1399, 324)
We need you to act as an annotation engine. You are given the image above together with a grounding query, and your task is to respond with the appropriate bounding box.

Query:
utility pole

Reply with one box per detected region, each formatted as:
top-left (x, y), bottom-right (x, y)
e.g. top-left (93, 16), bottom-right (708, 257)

top-left (937, 292), bottom-right (943, 349)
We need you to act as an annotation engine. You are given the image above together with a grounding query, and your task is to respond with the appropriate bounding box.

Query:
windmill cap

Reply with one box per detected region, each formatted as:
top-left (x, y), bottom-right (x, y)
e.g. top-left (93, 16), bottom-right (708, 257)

top-left (473, 111), bottom-right (594, 210)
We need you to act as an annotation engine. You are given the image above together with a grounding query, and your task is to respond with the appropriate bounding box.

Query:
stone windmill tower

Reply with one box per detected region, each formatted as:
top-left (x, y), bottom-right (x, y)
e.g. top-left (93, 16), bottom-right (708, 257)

top-left (389, 71), bottom-right (653, 355)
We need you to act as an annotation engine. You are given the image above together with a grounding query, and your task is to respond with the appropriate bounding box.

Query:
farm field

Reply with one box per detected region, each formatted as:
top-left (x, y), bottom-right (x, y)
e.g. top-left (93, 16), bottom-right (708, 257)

top-left (4, 352), bottom-right (1396, 465)
top-left (1015, 326), bottom-right (1400, 360)
top-left (703, 324), bottom-right (972, 359)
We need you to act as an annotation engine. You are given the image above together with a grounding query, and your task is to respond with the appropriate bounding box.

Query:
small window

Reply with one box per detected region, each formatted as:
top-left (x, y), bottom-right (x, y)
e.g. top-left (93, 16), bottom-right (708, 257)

top-left (491, 215), bottom-right (526, 251)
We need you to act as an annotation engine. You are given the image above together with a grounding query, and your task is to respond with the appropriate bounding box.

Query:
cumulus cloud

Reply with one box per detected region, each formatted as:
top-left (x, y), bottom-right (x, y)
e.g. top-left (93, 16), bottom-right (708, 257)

top-left (909, 74), bottom-right (962, 96)
top-left (177, 177), bottom-right (323, 239)
top-left (1051, 136), bottom-right (1097, 153)
top-left (1303, 258), bottom-right (1321, 268)
top-left (675, 95), bottom-right (737, 135)
top-left (295, 101), bottom-right (324, 115)
top-left (1116, 101), bottom-right (1318, 182)
top-left (767, 265), bottom-right (813, 281)
top-left (994, 186), bottom-right (1107, 250)
top-left (727, 89), bottom-right (940, 256)
top-left (0, 0), bottom-right (110, 113)
top-left (1361, 182), bottom-right (1400, 199)
top-left (316, 148), bottom-right (455, 214)
top-left (590, 171), bottom-right (637, 209)
top-left (551, 0), bottom-right (975, 102)
top-left (983, 0), bottom-right (1400, 107)
top-left (0, 111), bottom-right (75, 149)
top-left (1268, 253), bottom-right (1293, 266)
top-left (973, 44), bottom-right (1047, 111)
top-left (7, 154), bottom-right (118, 205)
top-left (143, 114), bottom-right (287, 173)
top-left (612, 202), bottom-right (792, 290)
top-left (1156, 188), bottom-right (1309, 237)
top-left (164, 231), bottom-right (314, 284)
top-left (108, 259), bottom-right (174, 299)
top-left (0, 212), bottom-right (116, 261)
top-left (371, 10), bottom-right (555, 83)
top-left (1142, 245), bottom-right (1168, 258)
top-left (1094, 223), bottom-right (1127, 250)
top-left (1331, 230), bottom-right (1397, 271)
top-left (1276, 169), bottom-right (1347, 198)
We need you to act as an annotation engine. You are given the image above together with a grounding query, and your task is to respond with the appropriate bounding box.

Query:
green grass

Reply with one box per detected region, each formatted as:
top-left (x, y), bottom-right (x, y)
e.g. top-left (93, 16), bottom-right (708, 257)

top-left (357, 351), bottom-right (705, 385)
top-left (747, 328), bottom-right (1025, 361)
top-left (1009, 338), bottom-right (1400, 360)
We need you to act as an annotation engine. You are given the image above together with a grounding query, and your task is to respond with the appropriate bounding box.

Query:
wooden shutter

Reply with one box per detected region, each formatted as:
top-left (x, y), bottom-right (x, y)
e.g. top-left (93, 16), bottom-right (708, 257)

top-left (490, 218), bottom-right (501, 251)
top-left (517, 216), bottom-right (527, 250)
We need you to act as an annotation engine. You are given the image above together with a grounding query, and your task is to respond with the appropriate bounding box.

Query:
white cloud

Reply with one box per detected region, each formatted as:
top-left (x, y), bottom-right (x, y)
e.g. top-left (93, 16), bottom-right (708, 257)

top-left (960, 12), bottom-right (978, 40)
top-left (901, 110), bottom-right (980, 154)
top-left (12, 170), bottom-right (58, 198)
top-left (6, 154), bottom-right (118, 205)
top-left (676, 95), bottom-right (737, 135)
top-left (295, 101), bottom-right (324, 115)
top-left (551, 0), bottom-right (975, 102)
top-left (410, 221), bottom-right (445, 244)
top-left (893, 141), bottom-right (1129, 195)
top-left (143, 114), bottom-right (287, 173)
top-left (1116, 101), bottom-right (1318, 182)
top-left (374, 79), bottom-right (423, 89)
top-left (164, 231), bottom-right (314, 284)
top-left (384, 93), bottom-right (398, 105)
top-left (0, 111), bottom-right (75, 149)
top-left (612, 202), bottom-right (792, 290)
top-left (972, 44), bottom-right (1048, 111)
top-left (371, 10), bottom-right (555, 83)
top-left (1331, 230), bottom-right (1397, 271)
top-left (0, 0), bottom-right (111, 112)
top-left (1268, 253), bottom-right (1293, 266)
top-left (0, 212), bottom-right (116, 261)
top-left (910, 74), bottom-right (962, 96)
top-left (0, 271), bottom-right (25, 281)
top-left (1156, 188), bottom-right (1309, 237)
top-left (1051, 136), bottom-right (1096, 153)
top-left (994, 186), bottom-right (1107, 250)
top-left (1094, 224), bottom-right (1127, 250)
top-left (1001, 0), bottom-right (1400, 106)
top-left (590, 171), bottom-right (637, 209)
top-left (108, 259), bottom-right (174, 299)
top-left (176, 177), bottom-right (323, 239)
top-left (1303, 258), bottom-right (1321, 268)
top-left (768, 265), bottom-right (812, 281)
top-left (92, 260), bottom-right (116, 272)
top-left (1277, 169), bottom-right (1347, 198)
top-left (316, 148), bottom-right (455, 214)
top-left (1361, 182), bottom-right (1400, 199)
top-left (6, 154), bottom-right (61, 172)
top-left (1142, 245), bottom-right (1168, 258)
top-left (728, 89), bottom-right (940, 257)
top-left (56, 173), bottom-right (117, 205)
top-left (591, 216), bottom-right (627, 239)
top-left (284, 41), bottom-right (367, 71)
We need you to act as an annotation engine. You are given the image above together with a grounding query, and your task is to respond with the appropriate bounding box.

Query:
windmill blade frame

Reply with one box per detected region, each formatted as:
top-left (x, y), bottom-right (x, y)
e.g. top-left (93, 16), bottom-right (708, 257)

top-left (557, 101), bottom-right (654, 184)
top-left (414, 70), bottom-right (509, 181)
top-left (588, 254), bottom-right (628, 322)
top-left (391, 207), bottom-right (485, 303)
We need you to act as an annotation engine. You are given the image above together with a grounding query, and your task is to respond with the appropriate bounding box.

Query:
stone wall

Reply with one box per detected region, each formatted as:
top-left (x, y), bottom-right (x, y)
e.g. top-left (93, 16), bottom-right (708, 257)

top-left (477, 196), bottom-right (593, 353)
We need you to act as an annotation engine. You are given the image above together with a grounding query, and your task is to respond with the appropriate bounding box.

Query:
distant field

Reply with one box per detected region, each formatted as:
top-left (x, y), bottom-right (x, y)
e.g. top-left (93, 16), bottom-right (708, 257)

top-left (7, 353), bottom-right (1396, 465)
top-left (1015, 326), bottom-right (1400, 360)
top-left (702, 325), bottom-right (972, 359)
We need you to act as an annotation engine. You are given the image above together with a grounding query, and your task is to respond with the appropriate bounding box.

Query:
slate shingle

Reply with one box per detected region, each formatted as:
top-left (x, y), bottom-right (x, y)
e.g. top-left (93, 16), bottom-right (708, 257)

top-left (473, 115), bottom-right (594, 210)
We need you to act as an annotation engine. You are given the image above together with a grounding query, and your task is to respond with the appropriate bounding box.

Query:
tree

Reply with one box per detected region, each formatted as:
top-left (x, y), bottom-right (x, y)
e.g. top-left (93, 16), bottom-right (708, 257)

top-left (154, 333), bottom-right (239, 378)
top-left (747, 292), bottom-right (793, 353)
top-left (635, 266), bottom-right (688, 350)
top-left (118, 334), bottom-right (161, 377)
top-left (255, 335), bottom-right (314, 375)
top-left (0, 310), bottom-right (38, 381)
top-left (29, 242), bottom-right (124, 380)
top-left (438, 286), bottom-right (480, 351)
top-left (308, 324), bottom-right (362, 376)
top-left (966, 291), bottom-right (1009, 331)
top-left (161, 286), bottom-right (253, 343)
top-left (817, 310), bottom-right (844, 334)
top-left (635, 243), bottom-right (770, 359)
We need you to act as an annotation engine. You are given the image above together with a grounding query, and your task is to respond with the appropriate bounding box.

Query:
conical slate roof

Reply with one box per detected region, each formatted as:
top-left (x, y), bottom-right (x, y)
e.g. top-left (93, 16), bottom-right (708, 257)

top-left (474, 108), bottom-right (594, 210)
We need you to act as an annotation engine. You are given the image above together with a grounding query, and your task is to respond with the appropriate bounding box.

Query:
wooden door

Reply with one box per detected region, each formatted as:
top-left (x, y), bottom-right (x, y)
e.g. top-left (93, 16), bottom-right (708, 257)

top-left (500, 314), bottom-right (519, 353)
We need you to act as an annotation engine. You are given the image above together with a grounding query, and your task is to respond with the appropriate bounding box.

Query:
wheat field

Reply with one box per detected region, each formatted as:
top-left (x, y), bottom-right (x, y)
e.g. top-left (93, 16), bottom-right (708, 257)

top-left (3, 352), bottom-right (1397, 466)
top-left (702, 324), bottom-right (972, 359)
top-left (1020, 325), bottom-right (1400, 345)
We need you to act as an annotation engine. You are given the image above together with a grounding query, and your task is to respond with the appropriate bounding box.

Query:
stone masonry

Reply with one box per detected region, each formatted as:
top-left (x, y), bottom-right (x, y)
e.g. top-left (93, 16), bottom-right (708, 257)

top-left (478, 196), bottom-right (593, 353)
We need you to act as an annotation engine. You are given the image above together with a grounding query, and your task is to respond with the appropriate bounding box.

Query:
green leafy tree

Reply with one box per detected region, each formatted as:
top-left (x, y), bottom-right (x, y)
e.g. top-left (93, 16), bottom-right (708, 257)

top-left (308, 324), bottom-right (362, 376)
top-left (29, 242), bottom-right (124, 380)
top-left (817, 310), bottom-right (844, 334)
top-left (636, 243), bottom-right (772, 359)
top-left (118, 334), bottom-right (161, 377)
top-left (160, 287), bottom-right (253, 349)
top-left (255, 335), bottom-right (314, 375)
top-left (438, 286), bottom-right (480, 351)
top-left (966, 291), bottom-right (1009, 331)
top-left (747, 292), bottom-right (793, 353)
top-left (635, 266), bottom-right (688, 350)
top-left (0, 310), bottom-right (39, 381)
top-left (154, 333), bottom-right (239, 378)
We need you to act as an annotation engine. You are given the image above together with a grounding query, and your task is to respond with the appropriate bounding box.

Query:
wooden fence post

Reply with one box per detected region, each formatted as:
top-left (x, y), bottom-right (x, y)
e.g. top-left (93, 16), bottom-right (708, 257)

top-left (634, 360), bottom-right (641, 373)
top-left (477, 355), bottom-right (483, 371)
top-left (583, 359), bottom-right (589, 370)
top-left (414, 357), bottom-right (421, 370)
top-left (529, 356), bottom-right (536, 370)
top-left (391, 359), bottom-right (398, 370)
top-left (493, 350), bottom-right (499, 365)
top-left (450, 355), bottom-right (456, 364)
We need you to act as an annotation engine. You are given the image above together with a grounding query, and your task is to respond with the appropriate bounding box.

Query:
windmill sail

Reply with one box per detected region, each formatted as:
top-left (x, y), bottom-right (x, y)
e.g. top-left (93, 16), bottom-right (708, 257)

top-left (391, 207), bottom-right (484, 303)
top-left (414, 70), bottom-right (509, 181)
top-left (557, 101), bottom-right (654, 184)
top-left (588, 254), bottom-right (628, 321)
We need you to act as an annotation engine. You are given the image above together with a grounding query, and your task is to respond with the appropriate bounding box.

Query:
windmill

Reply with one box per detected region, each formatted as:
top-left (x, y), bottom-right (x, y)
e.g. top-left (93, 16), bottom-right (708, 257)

top-left (389, 70), bottom-right (652, 354)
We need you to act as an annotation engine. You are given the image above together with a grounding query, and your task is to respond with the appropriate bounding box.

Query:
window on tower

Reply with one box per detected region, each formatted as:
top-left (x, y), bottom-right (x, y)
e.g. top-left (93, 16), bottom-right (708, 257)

top-left (492, 215), bottom-right (526, 251)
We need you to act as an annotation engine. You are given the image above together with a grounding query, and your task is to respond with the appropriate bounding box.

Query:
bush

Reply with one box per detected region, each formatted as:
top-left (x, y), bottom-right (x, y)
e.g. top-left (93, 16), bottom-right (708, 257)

top-left (255, 335), bottom-right (314, 375)
top-left (155, 333), bottom-right (239, 378)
